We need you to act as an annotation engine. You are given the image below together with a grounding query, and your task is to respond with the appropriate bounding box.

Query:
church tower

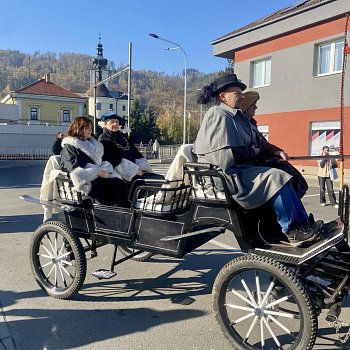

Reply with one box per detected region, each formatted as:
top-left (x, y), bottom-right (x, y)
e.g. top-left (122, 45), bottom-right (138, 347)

top-left (87, 36), bottom-right (115, 121)
top-left (90, 35), bottom-right (109, 86)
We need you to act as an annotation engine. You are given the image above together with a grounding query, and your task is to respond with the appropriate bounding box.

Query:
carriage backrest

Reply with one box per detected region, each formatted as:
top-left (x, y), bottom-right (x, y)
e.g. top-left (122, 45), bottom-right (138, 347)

top-left (133, 180), bottom-right (192, 213)
top-left (183, 162), bottom-right (234, 204)
top-left (55, 173), bottom-right (83, 205)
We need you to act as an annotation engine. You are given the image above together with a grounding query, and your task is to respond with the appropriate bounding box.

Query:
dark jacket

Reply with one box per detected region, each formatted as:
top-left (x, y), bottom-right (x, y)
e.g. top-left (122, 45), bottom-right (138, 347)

top-left (98, 130), bottom-right (143, 167)
top-left (52, 138), bottom-right (63, 155)
top-left (60, 144), bottom-right (95, 172)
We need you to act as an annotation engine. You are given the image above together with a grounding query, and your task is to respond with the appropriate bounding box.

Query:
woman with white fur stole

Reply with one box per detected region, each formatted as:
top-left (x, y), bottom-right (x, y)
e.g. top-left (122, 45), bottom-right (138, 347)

top-left (60, 116), bottom-right (129, 207)
top-left (98, 112), bottom-right (164, 197)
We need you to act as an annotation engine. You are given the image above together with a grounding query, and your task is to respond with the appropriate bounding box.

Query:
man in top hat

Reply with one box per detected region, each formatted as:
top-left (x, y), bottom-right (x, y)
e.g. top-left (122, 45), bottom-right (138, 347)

top-left (98, 112), bottom-right (164, 195)
top-left (193, 73), bottom-right (325, 246)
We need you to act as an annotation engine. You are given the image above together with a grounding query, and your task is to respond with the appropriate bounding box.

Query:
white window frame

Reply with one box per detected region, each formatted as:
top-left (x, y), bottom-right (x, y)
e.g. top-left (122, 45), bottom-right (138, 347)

top-left (257, 125), bottom-right (269, 141)
top-left (317, 39), bottom-right (343, 76)
top-left (252, 58), bottom-right (271, 88)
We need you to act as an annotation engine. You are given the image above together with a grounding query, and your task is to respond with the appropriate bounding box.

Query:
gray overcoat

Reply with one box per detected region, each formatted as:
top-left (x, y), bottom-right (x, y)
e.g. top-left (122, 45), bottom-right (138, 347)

top-left (193, 103), bottom-right (292, 209)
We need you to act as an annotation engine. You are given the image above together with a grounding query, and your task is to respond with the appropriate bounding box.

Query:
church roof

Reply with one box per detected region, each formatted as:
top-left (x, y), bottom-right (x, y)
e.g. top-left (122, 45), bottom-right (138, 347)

top-left (86, 83), bottom-right (114, 97)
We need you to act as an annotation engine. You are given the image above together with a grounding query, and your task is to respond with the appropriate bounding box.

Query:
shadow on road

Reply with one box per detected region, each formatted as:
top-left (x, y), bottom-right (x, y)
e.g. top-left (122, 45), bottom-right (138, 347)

top-left (5, 307), bottom-right (206, 350)
top-left (77, 249), bottom-right (243, 303)
top-left (0, 214), bottom-right (42, 233)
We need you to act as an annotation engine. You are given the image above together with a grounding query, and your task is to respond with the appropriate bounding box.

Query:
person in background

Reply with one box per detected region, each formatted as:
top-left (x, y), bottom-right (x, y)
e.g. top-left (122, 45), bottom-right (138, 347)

top-left (153, 139), bottom-right (160, 159)
top-left (318, 145), bottom-right (338, 208)
top-left (241, 90), bottom-right (308, 199)
top-left (60, 116), bottom-right (129, 207)
top-left (98, 112), bottom-right (164, 196)
top-left (193, 73), bottom-right (325, 246)
top-left (51, 132), bottom-right (64, 155)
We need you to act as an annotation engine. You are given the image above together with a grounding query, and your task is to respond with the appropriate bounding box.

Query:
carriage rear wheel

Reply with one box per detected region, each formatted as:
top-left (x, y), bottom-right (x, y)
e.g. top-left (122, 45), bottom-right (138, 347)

top-left (212, 255), bottom-right (317, 350)
top-left (30, 221), bottom-right (86, 299)
top-left (118, 245), bottom-right (154, 262)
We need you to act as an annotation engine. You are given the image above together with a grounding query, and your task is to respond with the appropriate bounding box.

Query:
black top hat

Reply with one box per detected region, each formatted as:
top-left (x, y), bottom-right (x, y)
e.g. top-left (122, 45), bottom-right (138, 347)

top-left (100, 112), bottom-right (126, 127)
top-left (211, 74), bottom-right (247, 96)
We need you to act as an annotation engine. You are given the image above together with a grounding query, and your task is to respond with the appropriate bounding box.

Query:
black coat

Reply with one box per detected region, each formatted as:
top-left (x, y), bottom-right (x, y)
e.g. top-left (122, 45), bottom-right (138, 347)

top-left (98, 130), bottom-right (143, 167)
top-left (60, 144), bottom-right (95, 172)
top-left (52, 138), bottom-right (63, 155)
top-left (60, 142), bottom-right (129, 207)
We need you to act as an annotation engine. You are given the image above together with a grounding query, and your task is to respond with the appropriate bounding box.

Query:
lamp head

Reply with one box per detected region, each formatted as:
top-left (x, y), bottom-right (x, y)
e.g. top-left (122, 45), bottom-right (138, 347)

top-left (149, 33), bottom-right (159, 39)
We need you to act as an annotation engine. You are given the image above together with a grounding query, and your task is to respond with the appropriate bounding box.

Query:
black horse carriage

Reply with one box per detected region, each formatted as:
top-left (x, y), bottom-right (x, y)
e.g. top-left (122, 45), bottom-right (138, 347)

top-left (22, 162), bottom-right (350, 349)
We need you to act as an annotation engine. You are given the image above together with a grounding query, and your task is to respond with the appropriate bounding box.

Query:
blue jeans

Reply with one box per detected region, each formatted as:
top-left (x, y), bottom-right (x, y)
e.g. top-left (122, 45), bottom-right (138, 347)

top-left (318, 176), bottom-right (337, 206)
top-left (270, 183), bottom-right (308, 233)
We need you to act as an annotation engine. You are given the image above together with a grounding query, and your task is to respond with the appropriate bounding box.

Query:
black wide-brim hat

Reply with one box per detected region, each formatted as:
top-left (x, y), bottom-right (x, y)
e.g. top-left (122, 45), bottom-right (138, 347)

top-left (100, 112), bottom-right (126, 127)
top-left (211, 74), bottom-right (247, 96)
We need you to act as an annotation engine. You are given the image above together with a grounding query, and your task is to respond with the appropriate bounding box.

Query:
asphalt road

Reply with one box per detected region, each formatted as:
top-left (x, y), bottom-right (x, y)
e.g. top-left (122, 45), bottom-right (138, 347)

top-left (0, 159), bottom-right (349, 350)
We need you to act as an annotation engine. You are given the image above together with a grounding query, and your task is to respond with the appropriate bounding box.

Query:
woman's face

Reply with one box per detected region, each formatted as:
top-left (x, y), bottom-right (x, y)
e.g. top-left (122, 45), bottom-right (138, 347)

top-left (105, 119), bottom-right (120, 132)
top-left (81, 124), bottom-right (92, 140)
top-left (245, 103), bottom-right (258, 119)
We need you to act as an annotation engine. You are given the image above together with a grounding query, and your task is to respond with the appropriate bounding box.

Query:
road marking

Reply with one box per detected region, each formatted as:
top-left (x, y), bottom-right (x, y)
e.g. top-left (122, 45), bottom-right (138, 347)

top-left (211, 239), bottom-right (238, 251)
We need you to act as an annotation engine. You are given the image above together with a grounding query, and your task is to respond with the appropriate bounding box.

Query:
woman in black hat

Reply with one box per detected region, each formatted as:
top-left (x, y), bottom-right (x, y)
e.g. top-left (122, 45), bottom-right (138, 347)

top-left (60, 116), bottom-right (129, 207)
top-left (193, 74), bottom-right (327, 246)
top-left (98, 112), bottom-right (164, 197)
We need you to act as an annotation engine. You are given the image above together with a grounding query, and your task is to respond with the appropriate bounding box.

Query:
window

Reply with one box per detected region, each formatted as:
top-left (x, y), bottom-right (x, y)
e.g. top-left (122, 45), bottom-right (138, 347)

top-left (310, 121), bottom-right (340, 155)
top-left (96, 103), bottom-right (102, 110)
top-left (317, 40), bottom-right (343, 75)
top-left (109, 104), bottom-right (114, 111)
top-left (122, 105), bottom-right (126, 112)
top-left (63, 110), bottom-right (71, 122)
top-left (30, 107), bottom-right (38, 120)
top-left (252, 58), bottom-right (271, 87)
top-left (257, 125), bottom-right (269, 141)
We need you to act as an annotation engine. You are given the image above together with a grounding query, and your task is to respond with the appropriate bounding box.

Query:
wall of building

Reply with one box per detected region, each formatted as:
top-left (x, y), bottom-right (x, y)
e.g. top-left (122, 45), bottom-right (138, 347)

top-left (235, 19), bottom-right (349, 114)
top-left (256, 106), bottom-right (350, 161)
top-left (0, 104), bottom-right (19, 121)
top-left (17, 97), bottom-right (84, 124)
top-left (0, 124), bottom-right (62, 148)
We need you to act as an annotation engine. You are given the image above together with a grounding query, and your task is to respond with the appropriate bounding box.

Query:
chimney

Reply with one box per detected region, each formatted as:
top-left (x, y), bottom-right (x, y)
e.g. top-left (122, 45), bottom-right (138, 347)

top-left (44, 73), bottom-right (51, 83)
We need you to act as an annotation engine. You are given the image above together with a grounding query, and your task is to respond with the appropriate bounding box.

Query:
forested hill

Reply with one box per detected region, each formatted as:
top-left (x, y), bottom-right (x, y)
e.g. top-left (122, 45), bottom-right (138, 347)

top-left (0, 49), bottom-right (230, 108)
top-left (0, 49), bottom-right (234, 143)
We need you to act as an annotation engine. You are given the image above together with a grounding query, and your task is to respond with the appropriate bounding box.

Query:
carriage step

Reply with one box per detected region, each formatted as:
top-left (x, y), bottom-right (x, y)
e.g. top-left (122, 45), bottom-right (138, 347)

top-left (253, 219), bottom-right (344, 265)
top-left (92, 269), bottom-right (117, 279)
top-left (326, 303), bottom-right (342, 323)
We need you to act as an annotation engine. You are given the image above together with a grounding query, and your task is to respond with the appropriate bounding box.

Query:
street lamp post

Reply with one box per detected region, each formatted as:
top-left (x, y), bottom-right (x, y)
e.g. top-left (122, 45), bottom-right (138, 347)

top-left (149, 33), bottom-right (187, 144)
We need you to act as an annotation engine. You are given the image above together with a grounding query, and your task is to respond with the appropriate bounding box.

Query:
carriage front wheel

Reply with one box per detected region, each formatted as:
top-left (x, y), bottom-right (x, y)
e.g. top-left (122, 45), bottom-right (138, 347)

top-left (30, 221), bottom-right (87, 299)
top-left (212, 255), bottom-right (317, 350)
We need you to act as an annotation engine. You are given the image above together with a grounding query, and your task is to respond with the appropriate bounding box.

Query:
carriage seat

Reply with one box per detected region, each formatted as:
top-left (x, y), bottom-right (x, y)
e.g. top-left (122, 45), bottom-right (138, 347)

top-left (134, 181), bottom-right (191, 213)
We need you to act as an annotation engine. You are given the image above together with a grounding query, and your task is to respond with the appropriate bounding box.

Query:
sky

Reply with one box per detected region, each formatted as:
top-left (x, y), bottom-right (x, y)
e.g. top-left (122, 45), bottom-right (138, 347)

top-left (1, 0), bottom-right (296, 75)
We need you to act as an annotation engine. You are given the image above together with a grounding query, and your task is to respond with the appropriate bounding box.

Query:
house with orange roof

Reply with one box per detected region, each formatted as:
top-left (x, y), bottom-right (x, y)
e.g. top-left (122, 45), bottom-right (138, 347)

top-left (211, 0), bottom-right (349, 171)
top-left (1, 73), bottom-right (87, 126)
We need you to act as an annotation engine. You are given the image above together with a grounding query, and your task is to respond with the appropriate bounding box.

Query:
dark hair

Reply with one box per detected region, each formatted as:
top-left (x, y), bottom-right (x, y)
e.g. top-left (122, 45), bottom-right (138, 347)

top-left (197, 82), bottom-right (217, 104)
top-left (322, 145), bottom-right (330, 151)
top-left (66, 116), bottom-right (93, 139)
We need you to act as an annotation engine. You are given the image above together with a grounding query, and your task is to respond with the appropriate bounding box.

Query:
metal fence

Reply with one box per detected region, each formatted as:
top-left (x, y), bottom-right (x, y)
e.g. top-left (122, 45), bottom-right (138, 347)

top-left (0, 147), bottom-right (52, 160)
top-left (0, 145), bottom-right (181, 160)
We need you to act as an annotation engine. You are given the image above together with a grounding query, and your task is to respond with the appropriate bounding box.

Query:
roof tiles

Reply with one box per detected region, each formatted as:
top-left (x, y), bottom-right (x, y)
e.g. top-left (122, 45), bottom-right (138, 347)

top-left (16, 79), bottom-right (83, 99)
